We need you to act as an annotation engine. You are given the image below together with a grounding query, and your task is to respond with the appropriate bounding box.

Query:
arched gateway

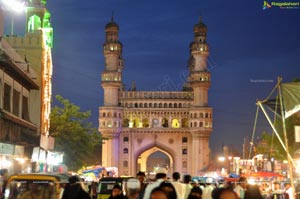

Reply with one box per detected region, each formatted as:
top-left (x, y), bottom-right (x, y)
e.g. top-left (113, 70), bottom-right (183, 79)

top-left (99, 16), bottom-right (213, 177)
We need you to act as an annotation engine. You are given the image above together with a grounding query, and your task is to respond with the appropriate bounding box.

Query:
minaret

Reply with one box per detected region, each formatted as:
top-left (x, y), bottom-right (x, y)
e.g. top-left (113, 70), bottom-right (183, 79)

top-left (100, 16), bottom-right (124, 168)
top-left (188, 17), bottom-right (210, 106)
top-left (102, 15), bottom-right (123, 106)
top-left (188, 18), bottom-right (213, 174)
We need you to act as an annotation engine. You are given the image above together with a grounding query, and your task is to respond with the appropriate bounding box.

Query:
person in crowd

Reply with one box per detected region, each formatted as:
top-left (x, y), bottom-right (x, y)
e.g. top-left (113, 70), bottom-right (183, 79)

top-left (143, 173), bottom-right (167, 199)
top-left (187, 186), bottom-right (203, 199)
top-left (0, 169), bottom-right (8, 199)
top-left (171, 172), bottom-right (185, 199)
top-left (159, 181), bottom-right (177, 199)
top-left (273, 182), bottom-right (283, 194)
top-left (213, 187), bottom-right (239, 199)
top-left (137, 171), bottom-right (148, 199)
top-left (202, 178), bottom-right (215, 199)
top-left (108, 184), bottom-right (128, 199)
top-left (62, 175), bottom-right (91, 199)
top-left (238, 177), bottom-right (263, 199)
top-left (233, 177), bottom-right (245, 199)
top-left (183, 174), bottom-right (193, 199)
top-left (90, 181), bottom-right (98, 199)
top-left (191, 179), bottom-right (200, 188)
top-left (218, 188), bottom-right (239, 199)
top-left (284, 182), bottom-right (293, 199)
top-left (150, 187), bottom-right (169, 199)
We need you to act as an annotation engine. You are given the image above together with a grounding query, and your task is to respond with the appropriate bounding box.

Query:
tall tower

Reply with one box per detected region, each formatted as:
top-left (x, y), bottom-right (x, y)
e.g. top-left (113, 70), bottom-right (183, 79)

top-left (188, 17), bottom-right (210, 106)
top-left (99, 16), bottom-right (124, 168)
top-left (188, 17), bottom-right (213, 174)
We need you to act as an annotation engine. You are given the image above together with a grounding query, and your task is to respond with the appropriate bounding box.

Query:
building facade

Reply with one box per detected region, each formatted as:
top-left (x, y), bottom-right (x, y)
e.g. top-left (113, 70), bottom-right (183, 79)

top-left (0, 0), bottom-right (54, 173)
top-left (99, 17), bottom-right (213, 176)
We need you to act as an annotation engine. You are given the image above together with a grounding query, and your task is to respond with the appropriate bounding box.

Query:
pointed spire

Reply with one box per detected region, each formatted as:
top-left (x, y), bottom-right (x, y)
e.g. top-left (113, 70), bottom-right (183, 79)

top-left (199, 15), bottom-right (202, 23)
top-left (111, 11), bottom-right (114, 22)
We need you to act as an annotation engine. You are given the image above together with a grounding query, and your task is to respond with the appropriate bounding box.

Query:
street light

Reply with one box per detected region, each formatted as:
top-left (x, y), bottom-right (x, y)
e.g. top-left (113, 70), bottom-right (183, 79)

top-left (1, 0), bottom-right (25, 35)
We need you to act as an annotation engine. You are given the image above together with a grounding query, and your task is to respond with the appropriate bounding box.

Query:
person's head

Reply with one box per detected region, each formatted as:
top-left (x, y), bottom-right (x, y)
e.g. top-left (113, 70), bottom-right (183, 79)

top-left (156, 173), bottom-right (167, 180)
top-left (137, 171), bottom-right (146, 183)
top-left (188, 186), bottom-right (202, 199)
top-left (68, 175), bottom-right (81, 184)
top-left (112, 184), bottom-right (123, 197)
top-left (159, 181), bottom-right (177, 199)
top-left (172, 172), bottom-right (180, 181)
top-left (274, 182), bottom-right (281, 190)
top-left (150, 187), bottom-right (169, 199)
top-left (191, 179), bottom-right (199, 187)
top-left (183, 174), bottom-right (192, 184)
top-left (219, 188), bottom-right (238, 199)
top-left (238, 177), bottom-right (248, 189)
top-left (284, 182), bottom-right (291, 189)
top-left (0, 169), bottom-right (8, 178)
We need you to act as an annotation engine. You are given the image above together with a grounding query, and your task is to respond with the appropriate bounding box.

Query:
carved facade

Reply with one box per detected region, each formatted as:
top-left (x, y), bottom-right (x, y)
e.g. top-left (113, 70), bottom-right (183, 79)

top-left (99, 17), bottom-right (213, 176)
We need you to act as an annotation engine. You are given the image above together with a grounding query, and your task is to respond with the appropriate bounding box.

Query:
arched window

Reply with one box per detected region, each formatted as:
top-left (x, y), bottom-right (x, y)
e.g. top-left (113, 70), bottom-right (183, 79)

top-left (182, 137), bottom-right (188, 143)
top-left (102, 112), bottom-right (106, 117)
top-left (144, 103), bottom-right (148, 108)
top-left (123, 148), bottom-right (128, 154)
top-left (193, 122), bottom-right (197, 127)
top-left (164, 103), bottom-right (168, 108)
top-left (199, 122), bottom-right (203, 127)
top-left (174, 103), bottom-right (177, 108)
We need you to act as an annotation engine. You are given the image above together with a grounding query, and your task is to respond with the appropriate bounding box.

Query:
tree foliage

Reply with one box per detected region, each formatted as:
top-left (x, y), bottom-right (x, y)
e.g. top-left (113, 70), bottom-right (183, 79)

top-left (49, 95), bottom-right (102, 171)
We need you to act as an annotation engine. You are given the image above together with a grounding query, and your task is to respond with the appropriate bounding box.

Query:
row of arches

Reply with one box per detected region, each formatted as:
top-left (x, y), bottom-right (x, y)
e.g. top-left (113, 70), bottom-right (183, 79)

top-left (122, 92), bottom-right (193, 99)
top-left (190, 112), bottom-right (212, 118)
top-left (100, 111), bottom-right (211, 119)
top-left (99, 118), bottom-right (212, 129)
top-left (122, 102), bottom-right (188, 108)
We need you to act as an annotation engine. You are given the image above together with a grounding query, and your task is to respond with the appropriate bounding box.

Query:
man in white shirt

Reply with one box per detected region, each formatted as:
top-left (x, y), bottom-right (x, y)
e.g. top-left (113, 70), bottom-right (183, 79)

top-left (171, 172), bottom-right (185, 199)
top-left (143, 173), bottom-right (167, 199)
top-left (202, 177), bottom-right (215, 199)
top-left (183, 174), bottom-right (193, 199)
top-left (284, 182), bottom-right (294, 199)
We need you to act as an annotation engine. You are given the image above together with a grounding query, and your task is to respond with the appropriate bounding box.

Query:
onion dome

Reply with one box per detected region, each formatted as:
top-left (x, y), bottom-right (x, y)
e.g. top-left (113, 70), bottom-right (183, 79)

top-left (105, 15), bottom-right (119, 30)
top-left (193, 17), bottom-right (207, 34)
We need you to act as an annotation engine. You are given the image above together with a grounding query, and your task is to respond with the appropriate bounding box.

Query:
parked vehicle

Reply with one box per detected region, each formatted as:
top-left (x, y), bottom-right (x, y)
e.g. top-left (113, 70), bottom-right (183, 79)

top-left (3, 172), bottom-right (70, 199)
top-left (97, 177), bottom-right (134, 199)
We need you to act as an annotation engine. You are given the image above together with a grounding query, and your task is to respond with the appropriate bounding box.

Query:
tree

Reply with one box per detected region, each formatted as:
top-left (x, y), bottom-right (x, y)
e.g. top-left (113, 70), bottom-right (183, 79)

top-left (49, 95), bottom-right (102, 171)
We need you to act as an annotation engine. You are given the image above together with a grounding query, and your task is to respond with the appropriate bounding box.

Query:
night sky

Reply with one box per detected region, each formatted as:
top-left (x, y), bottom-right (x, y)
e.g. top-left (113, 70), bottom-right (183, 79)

top-left (4, 0), bottom-right (300, 156)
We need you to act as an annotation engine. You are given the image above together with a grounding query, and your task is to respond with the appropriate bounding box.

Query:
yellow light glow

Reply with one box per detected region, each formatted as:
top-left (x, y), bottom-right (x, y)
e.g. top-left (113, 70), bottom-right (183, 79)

top-left (218, 156), bottom-right (225, 162)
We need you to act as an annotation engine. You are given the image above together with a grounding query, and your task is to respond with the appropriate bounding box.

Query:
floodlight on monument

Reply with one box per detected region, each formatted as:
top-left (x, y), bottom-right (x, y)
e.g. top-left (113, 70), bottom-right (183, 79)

top-left (2, 0), bottom-right (25, 12)
top-left (1, 0), bottom-right (25, 35)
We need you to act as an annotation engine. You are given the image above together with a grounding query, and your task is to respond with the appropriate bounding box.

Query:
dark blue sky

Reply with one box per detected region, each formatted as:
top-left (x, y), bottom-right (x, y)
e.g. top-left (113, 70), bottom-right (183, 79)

top-left (4, 0), bottom-right (300, 155)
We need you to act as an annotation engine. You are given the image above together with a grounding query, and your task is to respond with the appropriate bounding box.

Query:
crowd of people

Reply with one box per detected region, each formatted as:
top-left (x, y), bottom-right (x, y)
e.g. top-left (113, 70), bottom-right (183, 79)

top-left (122, 171), bottom-right (299, 199)
top-left (1, 169), bottom-right (299, 199)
